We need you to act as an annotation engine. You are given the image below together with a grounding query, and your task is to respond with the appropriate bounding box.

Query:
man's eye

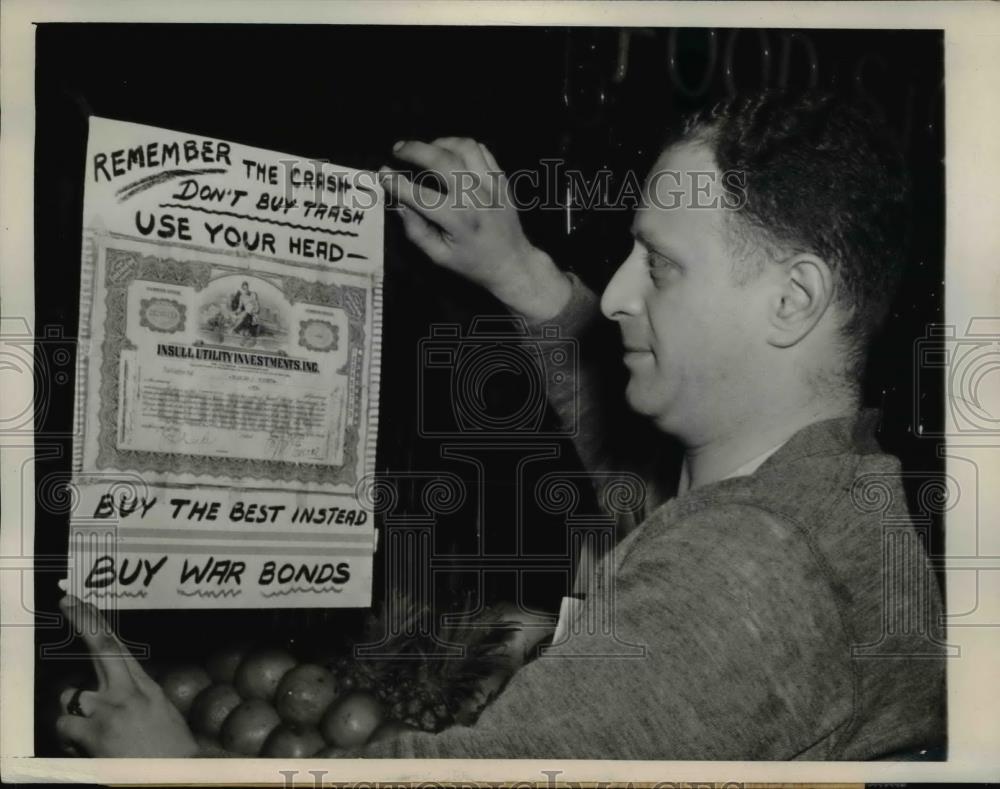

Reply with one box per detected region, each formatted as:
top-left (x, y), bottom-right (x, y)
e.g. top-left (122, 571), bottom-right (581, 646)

top-left (645, 252), bottom-right (678, 275)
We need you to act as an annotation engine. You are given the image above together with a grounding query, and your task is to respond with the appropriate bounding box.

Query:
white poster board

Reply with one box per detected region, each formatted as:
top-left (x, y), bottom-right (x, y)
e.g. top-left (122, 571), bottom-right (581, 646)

top-left (66, 117), bottom-right (383, 609)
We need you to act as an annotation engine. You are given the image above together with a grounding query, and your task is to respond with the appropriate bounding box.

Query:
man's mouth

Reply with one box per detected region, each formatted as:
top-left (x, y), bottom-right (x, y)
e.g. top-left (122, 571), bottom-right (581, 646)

top-left (622, 347), bottom-right (653, 363)
top-left (621, 332), bottom-right (652, 361)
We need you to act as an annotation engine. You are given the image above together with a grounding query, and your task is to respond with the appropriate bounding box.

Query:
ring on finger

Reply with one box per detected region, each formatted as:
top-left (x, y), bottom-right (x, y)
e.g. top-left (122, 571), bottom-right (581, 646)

top-left (67, 687), bottom-right (87, 717)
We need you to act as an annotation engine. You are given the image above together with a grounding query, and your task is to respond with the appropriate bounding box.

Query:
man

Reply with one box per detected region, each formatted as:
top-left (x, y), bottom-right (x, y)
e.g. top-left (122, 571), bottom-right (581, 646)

top-left (57, 91), bottom-right (946, 759)
top-left (231, 280), bottom-right (260, 339)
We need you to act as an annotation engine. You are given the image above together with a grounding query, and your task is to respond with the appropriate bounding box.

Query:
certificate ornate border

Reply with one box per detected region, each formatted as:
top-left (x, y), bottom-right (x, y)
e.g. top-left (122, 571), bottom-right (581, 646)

top-left (297, 319), bottom-right (340, 353)
top-left (138, 297), bottom-right (187, 334)
top-left (94, 246), bottom-right (369, 487)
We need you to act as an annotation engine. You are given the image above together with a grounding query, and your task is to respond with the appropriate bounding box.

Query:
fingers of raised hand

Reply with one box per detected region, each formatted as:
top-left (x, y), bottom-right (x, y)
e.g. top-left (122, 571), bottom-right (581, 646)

top-left (56, 713), bottom-right (102, 755)
top-left (55, 693), bottom-right (161, 758)
top-left (431, 136), bottom-right (491, 173)
top-left (60, 595), bottom-right (156, 696)
top-left (392, 139), bottom-right (501, 204)
top-left (396, 205), bottom-right (451, 263)
top-left (57, 689), bottom-right (136, 756)
top-left (60, 687), bottom-right (112, 718)
top-left (379, 168), bottom-right (448, 218)
top-left (478, 143), bottom-right (501, 172)
top-left (392, 140), bottom-right (464, 179)
top-left (430, 137), bottom-right (505, 202)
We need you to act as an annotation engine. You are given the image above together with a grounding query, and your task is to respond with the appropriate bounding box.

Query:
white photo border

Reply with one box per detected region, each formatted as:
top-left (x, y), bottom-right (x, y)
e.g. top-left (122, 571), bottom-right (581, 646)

top-left (2, 0), bottom-right (998, 784)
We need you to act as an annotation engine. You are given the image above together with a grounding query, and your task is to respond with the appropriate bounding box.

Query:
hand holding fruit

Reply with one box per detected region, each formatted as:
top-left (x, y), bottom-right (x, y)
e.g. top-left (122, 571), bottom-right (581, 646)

top-left (55, 595), bottom-right (199, 757)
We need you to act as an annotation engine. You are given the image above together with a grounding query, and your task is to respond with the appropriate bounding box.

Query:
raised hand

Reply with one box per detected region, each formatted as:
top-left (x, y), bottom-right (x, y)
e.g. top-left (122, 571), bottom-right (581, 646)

top-left (380, 137), bottom-right (572, 322)
top-left (55, 595), bottom-right (198, 757)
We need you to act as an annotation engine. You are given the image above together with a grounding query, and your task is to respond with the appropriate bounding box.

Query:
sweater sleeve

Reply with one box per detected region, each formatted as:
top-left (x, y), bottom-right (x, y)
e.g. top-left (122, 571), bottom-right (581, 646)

top-left (521, 271), bottom-right (678, 527)
top-left (347, 503), bottom-right (855, 760)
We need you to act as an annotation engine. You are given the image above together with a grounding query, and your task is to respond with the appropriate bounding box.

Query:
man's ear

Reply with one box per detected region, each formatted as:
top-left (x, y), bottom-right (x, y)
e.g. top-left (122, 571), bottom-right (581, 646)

top-left (766, 253), bottom-right (835, 348)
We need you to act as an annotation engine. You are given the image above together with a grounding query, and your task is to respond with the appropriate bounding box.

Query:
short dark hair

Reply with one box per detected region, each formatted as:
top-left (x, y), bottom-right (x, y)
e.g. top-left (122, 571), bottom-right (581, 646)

top-left (676, 91), bottom-right (910, 377)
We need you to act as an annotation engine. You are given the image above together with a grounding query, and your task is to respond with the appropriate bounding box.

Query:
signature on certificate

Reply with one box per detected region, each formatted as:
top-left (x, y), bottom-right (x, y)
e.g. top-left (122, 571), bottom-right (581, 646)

top-left (266, 432), bottom-right (326, 461)
top-left (160, 424), bottom-right (212, 447)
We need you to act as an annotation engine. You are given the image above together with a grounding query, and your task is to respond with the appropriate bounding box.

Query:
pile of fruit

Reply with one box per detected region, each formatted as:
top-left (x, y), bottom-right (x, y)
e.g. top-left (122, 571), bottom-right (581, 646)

top-left (162, 645), bottom-right (401, 757)
top-left (153, 598), bottom-right (554, 757)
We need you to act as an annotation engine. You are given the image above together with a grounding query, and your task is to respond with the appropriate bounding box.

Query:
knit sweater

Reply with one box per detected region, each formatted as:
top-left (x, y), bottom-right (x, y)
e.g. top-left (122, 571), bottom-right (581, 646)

top-left (353, 274), bottom-right (946, 760)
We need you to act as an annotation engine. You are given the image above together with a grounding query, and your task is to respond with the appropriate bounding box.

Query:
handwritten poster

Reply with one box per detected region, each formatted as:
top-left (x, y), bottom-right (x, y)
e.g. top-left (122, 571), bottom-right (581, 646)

top-left (66, 117), bottom-right (383, 608)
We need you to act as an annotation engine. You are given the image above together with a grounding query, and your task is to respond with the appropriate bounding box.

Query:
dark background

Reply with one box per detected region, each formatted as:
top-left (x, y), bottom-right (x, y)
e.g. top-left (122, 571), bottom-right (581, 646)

top-left (32, 25), bottom-right (944, 755)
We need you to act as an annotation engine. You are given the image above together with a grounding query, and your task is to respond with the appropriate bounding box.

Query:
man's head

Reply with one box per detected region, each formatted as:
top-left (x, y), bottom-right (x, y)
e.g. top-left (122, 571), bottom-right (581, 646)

top-left (600, 91), bottom-right (909, 443)
top-left (241, 281), bottom-right (250, 291)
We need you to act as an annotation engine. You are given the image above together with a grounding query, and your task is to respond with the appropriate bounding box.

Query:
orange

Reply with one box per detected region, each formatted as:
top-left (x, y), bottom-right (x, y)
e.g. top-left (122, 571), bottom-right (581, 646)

top-left (205, 643), bottom-right (249, 684)
top-left (319, 691), bottom-right (385, 748)
top-left (369, 719), bottom-right (420, 743)
top-left (194, 734), bottom-right (231, 757)
top-left (233, 648), bottom-right (296, 701)
top-left (189, 683), bottom-right (242, 737)
top-left (220, 698), bottom-right (281, 756)
top-left (160, 665), bottom-right (212, 716)
top-left (261, 723), bottom-right (325, 758)
top-left (274, 663), bottom-right (339, 726)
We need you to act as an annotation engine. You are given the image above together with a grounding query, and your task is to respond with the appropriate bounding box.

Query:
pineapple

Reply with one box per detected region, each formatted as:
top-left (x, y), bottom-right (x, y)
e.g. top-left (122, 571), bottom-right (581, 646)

top-left (332, 591), bottom-right (525, 733)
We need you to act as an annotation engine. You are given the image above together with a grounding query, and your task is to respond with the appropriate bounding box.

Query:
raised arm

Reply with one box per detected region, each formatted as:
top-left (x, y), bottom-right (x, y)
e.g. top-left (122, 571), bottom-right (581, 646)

top-left (380, 138), bottom-right (676, 525)
top-left (379, 138), bottom-right (573, 323)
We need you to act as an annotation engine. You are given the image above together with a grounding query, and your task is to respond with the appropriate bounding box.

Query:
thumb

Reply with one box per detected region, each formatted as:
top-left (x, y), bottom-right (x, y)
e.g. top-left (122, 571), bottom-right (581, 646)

top-left (56, 714), bottom-right (100, 755)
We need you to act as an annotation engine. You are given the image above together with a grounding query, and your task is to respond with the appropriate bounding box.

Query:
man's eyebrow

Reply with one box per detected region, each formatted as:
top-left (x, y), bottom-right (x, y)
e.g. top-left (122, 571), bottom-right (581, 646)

top-left (631, 228), bottom-right (681, 260)
top-left (629, 227), bottom-right (652, 246)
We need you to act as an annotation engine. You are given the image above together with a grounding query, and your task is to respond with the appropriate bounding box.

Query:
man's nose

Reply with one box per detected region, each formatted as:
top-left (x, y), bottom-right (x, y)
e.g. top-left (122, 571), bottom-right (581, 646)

top-left (600, 242), bottom-right (647, 321)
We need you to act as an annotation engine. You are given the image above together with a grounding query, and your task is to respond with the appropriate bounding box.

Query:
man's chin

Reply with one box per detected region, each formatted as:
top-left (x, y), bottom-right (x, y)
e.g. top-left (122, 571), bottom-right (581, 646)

top-left (624, 382), bottom-right (671, 424)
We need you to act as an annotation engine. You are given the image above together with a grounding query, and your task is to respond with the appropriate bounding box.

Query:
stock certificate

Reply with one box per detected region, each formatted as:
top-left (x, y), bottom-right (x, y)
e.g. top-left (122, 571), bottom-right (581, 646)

top-left (66, 117), bottom-right (384, 608)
